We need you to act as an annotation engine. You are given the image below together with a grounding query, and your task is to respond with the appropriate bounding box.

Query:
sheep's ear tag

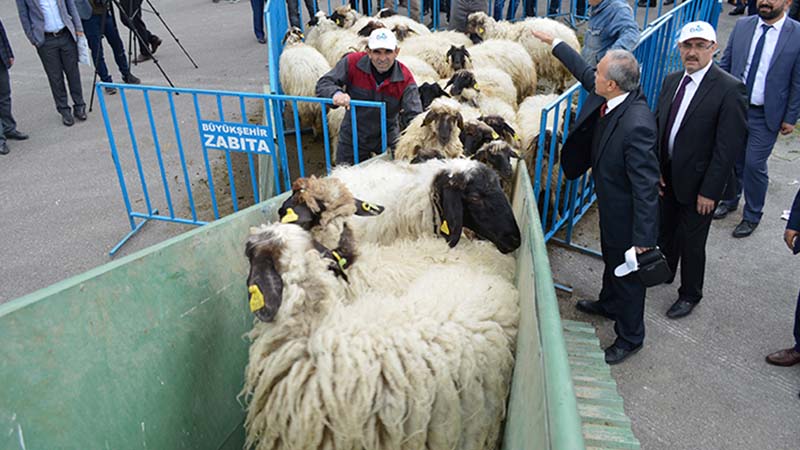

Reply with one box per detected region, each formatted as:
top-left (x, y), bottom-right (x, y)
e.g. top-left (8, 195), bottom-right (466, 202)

top-left (281, 208), bottom-right (299, 223)
top-left (331, 251), bottom-right (348, 270)
top-left (248, 285), bottom-right (265, 313)
top-left (354, 199), bottom-right (385, 216)
top-left (513, 133), bottom-right (520, 141)
top-left (473, 83), bottom-right (479, 90)
top-left (478, 27), bottom-right (484, 34)
top-left (491, 131), bottom-right (499, 139)
top-left (440, 220), bottom-right (451, 236)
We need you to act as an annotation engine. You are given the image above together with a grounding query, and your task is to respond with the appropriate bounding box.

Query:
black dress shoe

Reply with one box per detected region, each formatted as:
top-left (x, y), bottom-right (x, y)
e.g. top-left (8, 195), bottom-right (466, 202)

top-left (666, 298), bottom-right (697, 319)
top-left (729, 5), bottom-right (745, 15)
top-left (713, 202), bottom-right (737, 219)
top-left (4, 130), bottom-right (28, 140)
top-left (733, 220), bottom-right (758, 238)
top-left (604, 343), bottom-right (642, 365)
top-left (104, 86), bottom-right (118, 95)
top-left (150, 35), bottom-right (162, 55)
top-left (123, 73), bottom-right (141, 84)
top-left (664, 0), bottom-right (675, 5)
top-left (135, 52), bottom-right (152, 63)
top-left (61, 111), bottom-right (75, 126)
top-left (73, 105), bottom-right (87, 121)
top-left (637, 0), bottom-right (656, 6)
top-left (0, 141), bottom-right (9, 155)
top-left (576, 300), bottom-right (614, 320)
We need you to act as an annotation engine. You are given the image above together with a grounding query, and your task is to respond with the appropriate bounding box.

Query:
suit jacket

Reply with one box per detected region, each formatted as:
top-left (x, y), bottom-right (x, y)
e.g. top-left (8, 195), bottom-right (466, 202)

top-left (16, 0), bottom-right (83, 48)
top-left (656, 64), bottom-right (748, 204)
top-left (788, 188), bottom-right (800, 232)
top-left (0, 20), bottom-right (13, 69)
top-left (555, 42), bottom-right (661, 248)
top-left (719, 15), bottom-right (800, 133)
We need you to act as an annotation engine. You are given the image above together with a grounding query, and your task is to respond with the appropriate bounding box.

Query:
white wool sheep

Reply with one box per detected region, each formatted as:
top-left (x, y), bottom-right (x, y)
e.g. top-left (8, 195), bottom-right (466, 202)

top-left (328, 4), bottom-right (363, 28)
top-left (394, 97), bottom-right (464, 161)
top-left (279, 28), bottom-right (332, 136)
top-left (446, 68), bottom-right (517, 111)
top-left (396, 55), bottom-right (440, 84)
top-left (243, 223), bottom-right (519, 450)
top-left (316, 27), bottom-right (367, 67)
top-left (516, 94), bottom-right (560, 156)
top-left (446, 71), bottom-right (519, 132)
top-left (463, 39), bottom-right (537, 102)
top-left (380, 12), bottom-right (432, 37)
top-left (399, 35), bottom-right (458, 79)
top-left (304, 11), bottom-right (340, 52)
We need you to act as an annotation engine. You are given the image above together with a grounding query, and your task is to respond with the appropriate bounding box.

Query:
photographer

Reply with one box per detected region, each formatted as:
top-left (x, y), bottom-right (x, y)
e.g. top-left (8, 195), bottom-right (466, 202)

top-left (118, 0), bottom-right (161, 62)
top-left (76, 0), bottom-right (141, 94)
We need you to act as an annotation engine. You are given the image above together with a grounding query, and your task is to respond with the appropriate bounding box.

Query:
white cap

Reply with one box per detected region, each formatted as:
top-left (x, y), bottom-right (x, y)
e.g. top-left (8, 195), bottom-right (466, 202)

top-left (678, 21), bottom-right (717, 43)
top-left (614, 247), bottom-right (639, 277)
top-left (368, 28), bottom-right (397, 51)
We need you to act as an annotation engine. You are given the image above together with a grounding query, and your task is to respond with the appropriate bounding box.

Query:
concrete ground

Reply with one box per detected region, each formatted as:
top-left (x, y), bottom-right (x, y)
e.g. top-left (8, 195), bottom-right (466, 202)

top-left (1, 0), bottom-right (798, 449)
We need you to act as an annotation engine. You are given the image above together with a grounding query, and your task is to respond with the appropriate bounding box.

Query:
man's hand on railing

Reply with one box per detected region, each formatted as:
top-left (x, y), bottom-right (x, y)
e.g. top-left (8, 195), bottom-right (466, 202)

top-left (532, 31), bottom-right (554, 46)
top-left (333, 91), bottom-right (351, 110)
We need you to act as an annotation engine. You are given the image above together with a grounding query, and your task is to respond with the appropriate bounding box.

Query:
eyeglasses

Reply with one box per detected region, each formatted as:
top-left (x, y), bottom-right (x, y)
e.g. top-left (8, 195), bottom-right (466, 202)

top-left (678, 42), bottom-right (714, 51)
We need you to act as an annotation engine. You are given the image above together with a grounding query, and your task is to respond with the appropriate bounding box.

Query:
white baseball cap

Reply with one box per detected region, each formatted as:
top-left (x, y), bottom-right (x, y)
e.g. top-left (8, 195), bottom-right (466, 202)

top-left (678, 21), bottom-right (717, 43)
top-left (368, 29), bottom-right (397, 51)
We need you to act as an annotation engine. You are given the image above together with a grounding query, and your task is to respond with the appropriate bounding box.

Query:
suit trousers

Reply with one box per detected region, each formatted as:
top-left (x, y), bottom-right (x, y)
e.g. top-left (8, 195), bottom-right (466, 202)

top-left (250, 0), bottom-right (265, 40)
top-left (794, 289), bottom-right (800, 352)
top-left (598, 240), bottom-right (646, 350)
top-left (719, 106), bottom-right (778, 223)
top-left (0, 63), bottom-right (17, 144)
top-left (83, 12), bottom-right (130, 83)
top-left (286, 0), bottom-right (319, 29)
top-left (659, 167), bottom-right (714, 303)
top-left (36, 33), bottom-right (84, 114)
top-left (119, 0), bottom-right (155, 53)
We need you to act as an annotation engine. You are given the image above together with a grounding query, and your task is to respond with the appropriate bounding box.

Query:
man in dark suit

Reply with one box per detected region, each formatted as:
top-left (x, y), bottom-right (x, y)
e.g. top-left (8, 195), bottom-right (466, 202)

top-left (763, 187), bottom-right (800, 371)
top-left (533, 30), bottom-right (660, 365)
top-left (715, 0), bottom-right (800, 238)
top-left (118, 0), bottom-right (161, 63)
top-left (0, 19), bottom-right (29, 156)
top-left (656, 22), bottom-right (748, 319)
top-left (16, 0), bottom-right (87, 126)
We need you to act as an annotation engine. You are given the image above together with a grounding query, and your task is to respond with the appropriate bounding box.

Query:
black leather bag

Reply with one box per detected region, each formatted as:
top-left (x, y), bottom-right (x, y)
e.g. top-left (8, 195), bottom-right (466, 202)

top-left (635, 248), bottom-right (672, 287)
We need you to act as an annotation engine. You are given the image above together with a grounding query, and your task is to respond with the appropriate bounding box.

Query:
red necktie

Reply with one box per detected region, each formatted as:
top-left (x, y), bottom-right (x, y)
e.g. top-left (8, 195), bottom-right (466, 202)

top-left (600, 102), bottom-right (608, 118)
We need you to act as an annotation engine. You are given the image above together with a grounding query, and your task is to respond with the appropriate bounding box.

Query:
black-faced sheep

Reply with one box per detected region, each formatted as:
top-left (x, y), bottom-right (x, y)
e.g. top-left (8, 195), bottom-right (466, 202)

top-left (418, 82), bottom-right (451, 110)
top-left (444, 67), bottom-right (517, 111)
top-left (450, 39), bottom-right (537, 102)
top-left (460, 119), bottom-right (497, 156)
top-left (395, 97), bottom-right (464, 161)
top-left (445, 70), bottom-right (519, 132)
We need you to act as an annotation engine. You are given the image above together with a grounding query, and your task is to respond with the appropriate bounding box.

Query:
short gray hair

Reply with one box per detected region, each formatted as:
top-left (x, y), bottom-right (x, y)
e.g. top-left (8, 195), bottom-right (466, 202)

top-left (603, 50), bottom-right (641, 92)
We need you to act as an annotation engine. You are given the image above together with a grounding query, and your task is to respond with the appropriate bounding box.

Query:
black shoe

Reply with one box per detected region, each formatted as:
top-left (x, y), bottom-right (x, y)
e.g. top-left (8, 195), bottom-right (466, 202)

top-left (257, 37), bottom-right (266, 44)
top-left (123, 73), bottom-right (141, 84)
top-left (729, 5), bottom-right (745, 15)
top-left (576, 300), bottom-right (614, 320)
top-left (733, 219), bottom-right (758, 238)
top-left (135, 52), bottom-right (152, 63)
top-left (713, 202), bottom-right (737, 219)
top-left (150, 35), bottom-right (162, 55)
top-left (104, 86), bottom-right (118, 95)
top-left (4, 130), bottom-right (28, 140)
top-left (664, 0), bottom-right (675, 4)
top-left (637, 0), bottom-right (656, 6)
top-left (604, 343), bottom-right (642, 365)
top-left (73, 105), bottom-right (87, 121)
top-left (61, 111), bottom-right (75, 126)
top-left (666, 298), bottom-right (697, 319)
top-left (0, 141), bottom-right (9, 155)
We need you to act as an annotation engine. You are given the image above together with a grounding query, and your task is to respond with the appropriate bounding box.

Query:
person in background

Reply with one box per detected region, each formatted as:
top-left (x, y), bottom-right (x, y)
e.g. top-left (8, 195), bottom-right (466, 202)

top-left (532, 30), bottom-right (660, 365)
top-left (715, 0), bottom-right (800, 238)
top-left (118, 0), bottom-right (162, 62)
top-left (448, 0), bottom-right (485, 32)
top-left (316, 29), bottom-right (422, 165)
top-left (286, 0), bottom-right (319, 29)
top-left (582, 0), bottom-right (640, 66)
top-left (763, 188), bottom-right (800, 373)
top-left (0, 19), bottom-right (28, 156)
top-left (250, 0), bottom-right (266, 43)
top-left (75, 0), bottom-right (141, 95)
top-left (16, 0), bottom-right (87, 126)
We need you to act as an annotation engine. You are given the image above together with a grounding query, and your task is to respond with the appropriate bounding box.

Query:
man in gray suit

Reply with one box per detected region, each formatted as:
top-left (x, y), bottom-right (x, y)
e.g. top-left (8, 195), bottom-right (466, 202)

top-left (17, 0), bottom-right (87, 126)
top-left (714, 0), bottom-right (800, 237)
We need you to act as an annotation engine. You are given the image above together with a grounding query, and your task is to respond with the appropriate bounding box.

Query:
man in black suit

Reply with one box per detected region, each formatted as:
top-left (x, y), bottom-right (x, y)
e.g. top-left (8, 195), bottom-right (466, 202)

top-left (533, 30), bottom-right (660, 365)
top-left (0, 19), bottom-right (28, 156)
top-left (656, 22), bottom-right (748, 319)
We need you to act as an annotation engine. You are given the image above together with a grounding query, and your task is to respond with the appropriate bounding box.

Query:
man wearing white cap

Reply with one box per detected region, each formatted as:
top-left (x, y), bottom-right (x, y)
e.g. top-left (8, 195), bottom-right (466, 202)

top-left (655, 21), bottom-right (747, 319)
top-left (316, 28), bottom-right (422, 165)
top-left (716, 1), bottom-right (800, 238)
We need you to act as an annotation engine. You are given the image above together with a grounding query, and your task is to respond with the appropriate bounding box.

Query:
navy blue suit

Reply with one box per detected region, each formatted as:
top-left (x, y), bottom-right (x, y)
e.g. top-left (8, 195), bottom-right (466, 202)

top-left (788, 189), bottom-right (800, 351)
top-left (718, 15), bottom-right (800, 223)
top-left (0, 19), bottom-right (19, 145)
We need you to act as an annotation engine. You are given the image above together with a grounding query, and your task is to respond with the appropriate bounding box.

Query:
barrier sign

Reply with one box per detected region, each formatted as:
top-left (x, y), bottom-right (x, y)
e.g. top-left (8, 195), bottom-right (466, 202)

top-left (200, 120), bottom-right (274, 154)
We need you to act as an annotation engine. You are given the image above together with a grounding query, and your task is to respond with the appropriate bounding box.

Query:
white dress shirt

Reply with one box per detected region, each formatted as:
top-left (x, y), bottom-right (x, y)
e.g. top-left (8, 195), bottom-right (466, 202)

top-left (39, 0), bottom-right (66, 33)
top-left (743, 15), bottom-right (785, 106)
top-left (668, 59), bottom-right (713, 155)
top-left (605, 92), bottom-right (630, 114)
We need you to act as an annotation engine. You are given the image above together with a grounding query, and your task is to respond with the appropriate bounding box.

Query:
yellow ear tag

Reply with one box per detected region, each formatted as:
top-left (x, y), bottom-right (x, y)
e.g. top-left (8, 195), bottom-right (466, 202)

top-left (440, 220), bottom-right (450, 235)
top-left (362, 202), bottom-right (374, 212)
top-left (281, 208), bottom-right (299, 223)
top-left (513, 133), bottom-right (520, 140)
top-left (491, 131), bottom-right (499, 139)
top-left (473, 83), bottom-right (479, 90)
top-left (249, 285), bottom-right (265, 312)
top-left (478, 27), bottom-right (485, 34)
top-left (332, 250), bottom-right (348, 270)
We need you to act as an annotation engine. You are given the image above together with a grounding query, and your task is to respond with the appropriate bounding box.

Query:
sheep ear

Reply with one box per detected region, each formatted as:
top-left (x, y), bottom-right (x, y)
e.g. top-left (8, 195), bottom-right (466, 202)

top-left (353, 199), bottom-right (385, 216)
top-left (444, 77), bottom-right (454, 90)
top-left (434, 172), bottom-right (465, 247)
top-left (464, 47), bottom-right (471, 59)
top-left (422, 111), bottom-right (438, 127)
top-left (447, 46), bottom-right (455, 57)
top-left (456, 112), bottom-right (464, 131)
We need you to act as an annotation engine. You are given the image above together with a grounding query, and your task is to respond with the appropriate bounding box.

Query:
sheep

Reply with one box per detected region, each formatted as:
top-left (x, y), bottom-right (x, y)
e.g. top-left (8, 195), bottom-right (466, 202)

top-left (304, 11), bottom-right (339, 52)
top-left (328, 4), bottom-right (362, 28)
top-left (444, 68), bottom-right (517, 112)
top-left (397, 35), bottom-right (457, 79)
top-left (243, 222), bottom-right (519, 450)
top-left (445, 71), bottom-right (519, 132)
top-left (472, 140), bottom-right (520, 196)
top-left (380, 11), bottom-right (432, 37)
top-left (396, 55), bottom-right (439, 84)
top-left (452, 40), bottom-right (537, 102)
top-left (418, 81), bottom-right (451, 110)
top-left (316, 27), bottom-right (367, 67)
top-left (479, 114), bottom-right (519, 147)
top-left (326, 107), bottom-right (346, 156)
top-left (354, 19), bottom-right (386, 37)
top-left (279, 27), bottom-right (332, 136)
top-left (460, 119), bottom-right (497, 156)
top-left (394, 97), bottom-right (464, 162)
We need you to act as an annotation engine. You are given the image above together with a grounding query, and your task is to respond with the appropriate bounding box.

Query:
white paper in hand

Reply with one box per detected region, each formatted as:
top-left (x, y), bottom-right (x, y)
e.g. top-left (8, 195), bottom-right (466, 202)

top-left (77, 35), bottom-right (91, 66)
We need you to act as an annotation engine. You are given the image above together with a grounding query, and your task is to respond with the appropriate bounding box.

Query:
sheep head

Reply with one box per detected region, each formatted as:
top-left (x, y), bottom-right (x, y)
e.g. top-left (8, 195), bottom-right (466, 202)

top-left (392, 24), bottom-right (416, 41)
top-left (431, 160), bottom-right (521, 253)
top-left (357, 20), bottom-right (385, 37)
top-left (418, 82), bottom-right (450, 110)
top-left (422, 99), bottom-right (464, 147)
top-left (330, 5), bottom-right (359, 28)
top-left (479, 115), bottom-right (519, 145)
top-left (465, 12), bottom-right (493, 39)
top-left (460, 120), bottom-right (496, 156)
top-left (447, 45), bottom-right (471, 72)
top-left (282, 27), bottom-right (305, 46)
top-left (444, 70), bottom-right (479, 105)
top-left (473, 140), bottom-right (519, 182)
top-left (376, 8), bottom-right (396, 18)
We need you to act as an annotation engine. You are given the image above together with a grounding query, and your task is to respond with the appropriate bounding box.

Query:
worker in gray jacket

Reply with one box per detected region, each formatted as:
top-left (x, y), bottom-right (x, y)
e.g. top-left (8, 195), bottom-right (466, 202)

top-left (316, 29), bottom-right (422, 165)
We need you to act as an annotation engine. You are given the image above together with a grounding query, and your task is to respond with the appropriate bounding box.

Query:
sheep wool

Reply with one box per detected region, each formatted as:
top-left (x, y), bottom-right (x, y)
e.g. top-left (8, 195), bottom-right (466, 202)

top-left (465, 39), bottom-right (537, 103)
top-left (394, 97), bottom-right (464, 161)
top-left (279, 30), bottom-right (332, 136)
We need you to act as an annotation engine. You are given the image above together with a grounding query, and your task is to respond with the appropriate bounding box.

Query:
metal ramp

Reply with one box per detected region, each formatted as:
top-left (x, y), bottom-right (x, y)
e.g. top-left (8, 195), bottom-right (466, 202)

top-left (563, 320), bottom-right (641, 449)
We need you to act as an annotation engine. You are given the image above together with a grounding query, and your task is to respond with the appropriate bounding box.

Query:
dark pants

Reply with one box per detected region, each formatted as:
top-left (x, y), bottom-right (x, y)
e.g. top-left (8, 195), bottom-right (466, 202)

top-left (119, 0), bottom-right (157, 54)
top-left (36, 33), bottom-right (84, 114)
top-left (597, 239), bottom-right (646, 350)
top-left (659, 167), bottom-right (714, 303)
top-left (0, 63), bottom-right (17, 145)
top-left (747, 0), bottom-right (757, 15)
top-left (83, 11), bottom-right (130, 82)
top-left (251, 0), bottom-right (265, 40)
top-left (790, 0), bottom-right (800, 21)
top-left (286, 0), bottom-right (319, 29)
top-left (794, 289), bottom-right (800, 352)
top-left (719, 106), bottom-right (778, 223)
